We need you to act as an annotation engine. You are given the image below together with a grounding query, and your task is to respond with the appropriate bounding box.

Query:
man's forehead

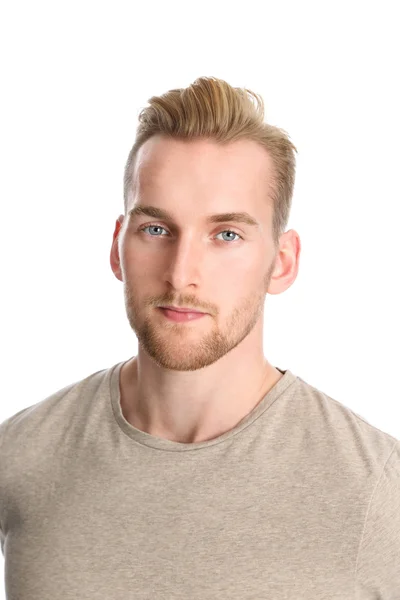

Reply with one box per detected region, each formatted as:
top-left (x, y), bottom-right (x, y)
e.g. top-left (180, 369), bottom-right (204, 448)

top-left (135, 136), bottom-right (273, 175)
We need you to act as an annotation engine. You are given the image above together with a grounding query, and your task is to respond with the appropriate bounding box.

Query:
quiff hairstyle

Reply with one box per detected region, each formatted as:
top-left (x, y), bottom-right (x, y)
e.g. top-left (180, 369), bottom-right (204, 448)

top-left (123, 76), bottom-right (297, 248)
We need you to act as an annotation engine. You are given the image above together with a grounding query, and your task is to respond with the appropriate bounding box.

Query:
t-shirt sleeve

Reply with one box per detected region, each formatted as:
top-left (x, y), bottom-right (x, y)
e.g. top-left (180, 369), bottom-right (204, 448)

top-left (355, 440), bottom-right (400, 599)
top-left (0, 417), bottom-right (10, 557)
top-left (0, 522), bottom-right (4, 557)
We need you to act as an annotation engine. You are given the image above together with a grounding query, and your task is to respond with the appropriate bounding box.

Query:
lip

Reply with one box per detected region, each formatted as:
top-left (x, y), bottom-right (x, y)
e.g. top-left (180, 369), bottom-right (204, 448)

top-left (159, 307), bottom-right (207, 323)
top-left (160, 306), bottom-right (206, 314)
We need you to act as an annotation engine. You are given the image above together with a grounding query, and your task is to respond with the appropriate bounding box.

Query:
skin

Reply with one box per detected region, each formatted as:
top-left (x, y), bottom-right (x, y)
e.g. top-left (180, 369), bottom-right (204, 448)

top-left (110, 134), bottom-right (301, 443)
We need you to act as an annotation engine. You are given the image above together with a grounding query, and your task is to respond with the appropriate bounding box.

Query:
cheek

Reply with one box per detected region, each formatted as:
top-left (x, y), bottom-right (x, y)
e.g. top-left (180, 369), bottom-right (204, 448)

top-left (218, 259), bottom-right (258, 286)
top-left (120, 242), bottom-right (148, 276)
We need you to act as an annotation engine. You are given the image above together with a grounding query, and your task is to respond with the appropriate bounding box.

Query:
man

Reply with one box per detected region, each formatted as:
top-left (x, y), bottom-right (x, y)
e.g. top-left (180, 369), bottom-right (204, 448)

top-left (0, 76), bottom-right (399, 599)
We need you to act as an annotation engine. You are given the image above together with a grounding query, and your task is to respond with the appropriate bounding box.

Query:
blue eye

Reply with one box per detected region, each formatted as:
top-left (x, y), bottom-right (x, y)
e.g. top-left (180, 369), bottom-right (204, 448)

top-left (141, 225), bottom-right (168, 237)
top-left (215, 230), bottom-right (242, 242)
top-left (139, 224), bottom-right (243, 243)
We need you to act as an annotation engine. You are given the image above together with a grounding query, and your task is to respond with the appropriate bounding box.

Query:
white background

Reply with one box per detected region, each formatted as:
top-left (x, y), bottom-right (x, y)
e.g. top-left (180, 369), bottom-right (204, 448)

top-left (0, 0), bottom-right (399, 591)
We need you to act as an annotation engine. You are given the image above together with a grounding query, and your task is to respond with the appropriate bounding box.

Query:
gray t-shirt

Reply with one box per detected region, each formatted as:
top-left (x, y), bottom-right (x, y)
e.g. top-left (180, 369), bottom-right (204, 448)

top-left (0, 360), bottom-right (399, 599)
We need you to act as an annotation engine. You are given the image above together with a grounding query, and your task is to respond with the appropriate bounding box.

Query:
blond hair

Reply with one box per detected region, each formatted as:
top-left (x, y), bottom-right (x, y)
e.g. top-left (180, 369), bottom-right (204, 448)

top-left (123, 76), bottom-right (297, 248)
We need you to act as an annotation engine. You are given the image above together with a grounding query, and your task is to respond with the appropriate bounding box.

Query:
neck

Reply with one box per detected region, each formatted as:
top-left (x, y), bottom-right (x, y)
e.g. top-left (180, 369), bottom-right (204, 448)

top-left (119, 354), bottom-right (283, 444)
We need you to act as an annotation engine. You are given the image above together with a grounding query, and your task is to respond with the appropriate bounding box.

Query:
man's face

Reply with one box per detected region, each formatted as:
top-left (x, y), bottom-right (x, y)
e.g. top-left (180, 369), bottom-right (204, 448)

top-left (112, 135), bottom-right (279, 372)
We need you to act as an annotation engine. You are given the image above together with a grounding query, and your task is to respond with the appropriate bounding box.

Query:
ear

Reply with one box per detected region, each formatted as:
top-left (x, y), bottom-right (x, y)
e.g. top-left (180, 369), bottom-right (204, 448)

top-left (110, 215), bottom-right (125, 282)
top-left (267, 230), bottom-right (301, 296)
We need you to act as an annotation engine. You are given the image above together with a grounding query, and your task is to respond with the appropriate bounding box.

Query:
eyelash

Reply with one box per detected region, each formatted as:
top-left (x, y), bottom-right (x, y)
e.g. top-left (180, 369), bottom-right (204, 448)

top-left (138, 223), bottom-right (244, 243)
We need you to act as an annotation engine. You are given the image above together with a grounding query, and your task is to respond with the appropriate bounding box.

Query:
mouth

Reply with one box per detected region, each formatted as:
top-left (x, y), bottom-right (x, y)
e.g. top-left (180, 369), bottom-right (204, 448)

top-left (159, 306), bottom-right (206, 314)
top-left (158, 307), bottom-right (208, 322)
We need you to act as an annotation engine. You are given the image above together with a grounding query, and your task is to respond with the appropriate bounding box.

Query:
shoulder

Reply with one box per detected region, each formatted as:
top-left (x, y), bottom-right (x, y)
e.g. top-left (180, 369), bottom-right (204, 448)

top-left (0, 363), bottom-right (116, 460)
top-left (291, 373), bottom-right (398, 472)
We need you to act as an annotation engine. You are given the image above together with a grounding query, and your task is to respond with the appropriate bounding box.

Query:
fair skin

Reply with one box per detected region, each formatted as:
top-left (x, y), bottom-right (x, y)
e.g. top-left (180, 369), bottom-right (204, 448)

top-left (110, 134), bottom-right (301, 444)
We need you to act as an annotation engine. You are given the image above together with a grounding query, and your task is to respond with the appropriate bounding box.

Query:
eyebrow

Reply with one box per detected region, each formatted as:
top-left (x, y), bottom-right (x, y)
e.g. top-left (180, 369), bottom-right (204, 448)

top-left (128, 205), bottom-right (260, 228)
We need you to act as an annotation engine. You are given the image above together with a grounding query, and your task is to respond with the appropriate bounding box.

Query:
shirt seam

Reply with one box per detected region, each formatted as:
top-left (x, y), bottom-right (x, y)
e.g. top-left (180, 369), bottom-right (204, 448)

top-left (353, 438), bottom-right (399, 599)
top-left (0, 418), bottom-right (11, 533)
